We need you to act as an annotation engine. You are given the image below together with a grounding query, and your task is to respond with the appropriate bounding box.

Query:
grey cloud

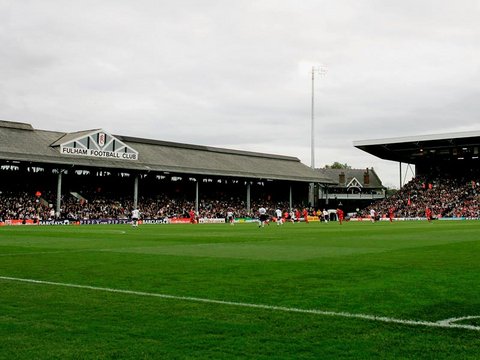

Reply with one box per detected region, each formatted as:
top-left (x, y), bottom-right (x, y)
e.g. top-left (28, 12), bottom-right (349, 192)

top-left (1, 0), bottom-right (479, 187)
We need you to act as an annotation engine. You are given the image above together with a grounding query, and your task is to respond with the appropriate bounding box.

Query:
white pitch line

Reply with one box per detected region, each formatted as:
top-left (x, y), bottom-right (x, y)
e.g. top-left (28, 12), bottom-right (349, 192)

top-left (0, 249), bottom-right (101, 257)
top-left (1, 275), bottom-right (479, 332)
top-left (437, 316), bottom-right (480, 326)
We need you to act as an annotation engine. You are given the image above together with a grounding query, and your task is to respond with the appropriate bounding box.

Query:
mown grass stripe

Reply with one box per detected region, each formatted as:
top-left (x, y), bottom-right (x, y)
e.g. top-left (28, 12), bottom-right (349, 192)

top-left (1, 275), bottom-right (479, 332)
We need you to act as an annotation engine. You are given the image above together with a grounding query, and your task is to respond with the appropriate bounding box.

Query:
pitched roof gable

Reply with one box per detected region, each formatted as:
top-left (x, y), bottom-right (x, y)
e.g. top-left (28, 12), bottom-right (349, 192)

top-left (346, 177), bottom-right (363, 188)
top-left (52, 129), bottom-right (139, 161)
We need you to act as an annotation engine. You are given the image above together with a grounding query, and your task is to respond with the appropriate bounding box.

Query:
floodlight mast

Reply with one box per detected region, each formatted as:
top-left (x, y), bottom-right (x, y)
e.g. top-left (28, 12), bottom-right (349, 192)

top-left (309, 65), bottom-right (327, 206)
top-left (310, 65), bottom-right (327, 169)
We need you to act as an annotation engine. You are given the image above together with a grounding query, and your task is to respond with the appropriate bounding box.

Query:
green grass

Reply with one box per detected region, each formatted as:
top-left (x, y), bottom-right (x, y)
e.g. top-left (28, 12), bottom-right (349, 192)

top-left (1, 221), bottom-right (480, 359)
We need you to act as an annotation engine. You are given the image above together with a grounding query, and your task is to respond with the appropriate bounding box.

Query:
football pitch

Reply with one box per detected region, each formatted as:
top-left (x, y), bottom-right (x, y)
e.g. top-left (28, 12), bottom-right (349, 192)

top-left (1, 221), bottom-right (480, 359)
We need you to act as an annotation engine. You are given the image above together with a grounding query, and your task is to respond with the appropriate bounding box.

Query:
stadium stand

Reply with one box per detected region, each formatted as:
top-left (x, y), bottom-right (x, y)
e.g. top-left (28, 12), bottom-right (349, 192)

top-left (361, 175), bottom-right (479, 219)
top-left (3, 121), bottom-right (479, 223)
top-left (0, 120), bottom-right (333, 223)
top-left (355, 131), bottom-right (480, 220)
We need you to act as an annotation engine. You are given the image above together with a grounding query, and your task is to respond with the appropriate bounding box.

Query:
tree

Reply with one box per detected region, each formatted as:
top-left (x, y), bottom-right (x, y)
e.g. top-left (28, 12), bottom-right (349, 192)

top-left (324, 162), bottom-right (351, 169)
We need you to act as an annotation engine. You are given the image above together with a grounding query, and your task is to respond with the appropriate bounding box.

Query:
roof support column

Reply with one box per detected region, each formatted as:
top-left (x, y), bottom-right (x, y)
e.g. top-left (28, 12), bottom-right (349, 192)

top-left (308, 183), bottom-right (314, 207)
top-left (246, 182), bottom-right (251, 215)
top-left (56, 171), bottom-right (62, 218)
top-left (133, 174), bottom-right (139, 209)
top-left (399, 162), bottom-right (402, 189)
top-left (195, 180), bottom-right (199, 213)
top-left (289, 184), bottom-right (293, 212)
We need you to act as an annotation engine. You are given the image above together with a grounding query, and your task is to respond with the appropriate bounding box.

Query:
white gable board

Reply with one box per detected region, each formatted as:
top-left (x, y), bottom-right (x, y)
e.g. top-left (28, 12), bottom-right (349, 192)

top-left (346, 177), bottom-right (363, 188)
top-left (59, 130), bottom-right (138, 161)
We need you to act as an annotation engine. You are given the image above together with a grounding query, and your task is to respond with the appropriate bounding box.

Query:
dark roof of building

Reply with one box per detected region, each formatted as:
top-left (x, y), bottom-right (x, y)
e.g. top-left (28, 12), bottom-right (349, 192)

top-left (316, 168), bottom-right (383, 188)
top-left (0, 120), bottom-right (334, 183)
top-left (353, 131), bottom-right (480, 163)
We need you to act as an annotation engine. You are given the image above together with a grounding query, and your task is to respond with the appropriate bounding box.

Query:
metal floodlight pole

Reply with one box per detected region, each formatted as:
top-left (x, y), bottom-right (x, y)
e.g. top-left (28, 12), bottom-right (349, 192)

top-left (311, 67), bottom-right (316, 169)
top-left (310, 65), bottom-right (327, 169)
top-left (309, 65), bottom-right (327, 207)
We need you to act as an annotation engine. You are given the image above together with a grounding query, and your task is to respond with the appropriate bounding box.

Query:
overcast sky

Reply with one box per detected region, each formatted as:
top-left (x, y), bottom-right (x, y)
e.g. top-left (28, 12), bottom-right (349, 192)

top-left (2, 1), bottom-right (480, 188)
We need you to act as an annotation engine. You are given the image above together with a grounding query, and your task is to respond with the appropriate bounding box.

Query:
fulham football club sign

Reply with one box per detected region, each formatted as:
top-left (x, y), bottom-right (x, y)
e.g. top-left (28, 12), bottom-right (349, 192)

top-left (58, 130), bottom-right (138, 161)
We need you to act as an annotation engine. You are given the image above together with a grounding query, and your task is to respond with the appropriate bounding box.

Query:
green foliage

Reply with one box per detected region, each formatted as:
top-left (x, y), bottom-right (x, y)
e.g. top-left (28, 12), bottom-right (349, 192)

top-left (325, 161), bottom-right (352, 169)
top-left (1, 222), bottom-right (480, 359)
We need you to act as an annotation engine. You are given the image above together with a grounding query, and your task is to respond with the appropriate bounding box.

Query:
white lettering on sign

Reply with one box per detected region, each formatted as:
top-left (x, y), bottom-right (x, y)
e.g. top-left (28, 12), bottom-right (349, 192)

top-left (61, 148), bottom-right (88, 155)
top-left (59, 130), bottom-right (138, 161)
top-left (61, 146), bottom-right (138, 161)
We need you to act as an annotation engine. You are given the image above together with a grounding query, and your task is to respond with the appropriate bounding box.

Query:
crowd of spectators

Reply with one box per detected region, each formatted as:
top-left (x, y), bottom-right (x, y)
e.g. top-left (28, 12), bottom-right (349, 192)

top-left (362, 175), bottom-right (480, 219)
top-left (0, 190), bottom-right (305, 222)
top-left (0, 191), bottom-right (48, 222)
top-left (2, 175), bottom-right (479, 222)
